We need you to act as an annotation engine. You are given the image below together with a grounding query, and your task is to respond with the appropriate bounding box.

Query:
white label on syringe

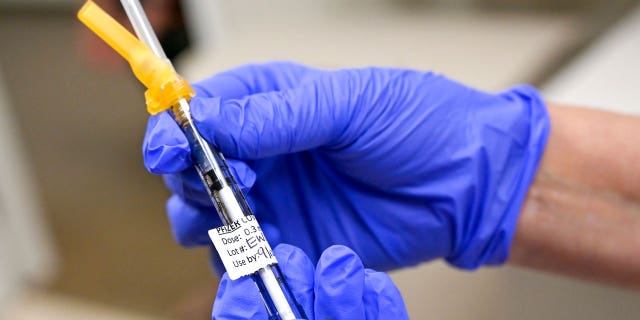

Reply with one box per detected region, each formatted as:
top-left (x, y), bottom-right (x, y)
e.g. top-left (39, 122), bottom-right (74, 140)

top-left (208, 215), bottom-right (277, 280)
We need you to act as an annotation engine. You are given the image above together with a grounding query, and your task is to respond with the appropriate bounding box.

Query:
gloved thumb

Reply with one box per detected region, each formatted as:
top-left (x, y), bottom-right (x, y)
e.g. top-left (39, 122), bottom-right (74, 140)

top-left (190, 80), bottom-right (348, 159)
top-left (314, 245), bottom-right (366, 319)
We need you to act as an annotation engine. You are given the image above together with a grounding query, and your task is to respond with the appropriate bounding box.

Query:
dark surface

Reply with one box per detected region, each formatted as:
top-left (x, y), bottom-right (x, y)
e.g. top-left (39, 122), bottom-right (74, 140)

top-left (0, 10), bottom-right (215, 318)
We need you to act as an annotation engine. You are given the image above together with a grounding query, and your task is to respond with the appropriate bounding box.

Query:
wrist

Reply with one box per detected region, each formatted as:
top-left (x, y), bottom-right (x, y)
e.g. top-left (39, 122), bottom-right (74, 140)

top-left (510, 104), bottom-right (640, 288)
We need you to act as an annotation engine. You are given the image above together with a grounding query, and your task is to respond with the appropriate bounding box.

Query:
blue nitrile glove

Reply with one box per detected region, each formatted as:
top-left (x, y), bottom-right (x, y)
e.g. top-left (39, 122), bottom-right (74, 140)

top-left (212, 244), bottom-right (409, 320)
top-left (143, 61), bottom-right (550, 271)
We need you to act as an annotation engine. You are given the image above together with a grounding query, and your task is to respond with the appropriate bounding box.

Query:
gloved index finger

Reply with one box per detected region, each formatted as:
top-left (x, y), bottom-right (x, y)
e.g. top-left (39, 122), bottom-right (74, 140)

top-left (192, 62), bottom-right (315, 99)
top-left (145, 62), bottom-right (315, 173)
top-left (190, 75), bottom-right (350, 160)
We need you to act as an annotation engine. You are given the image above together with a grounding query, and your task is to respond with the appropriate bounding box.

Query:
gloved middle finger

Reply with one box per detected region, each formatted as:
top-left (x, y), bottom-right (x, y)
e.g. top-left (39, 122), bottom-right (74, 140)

top-left (143, 111), bottom-right (192, 174)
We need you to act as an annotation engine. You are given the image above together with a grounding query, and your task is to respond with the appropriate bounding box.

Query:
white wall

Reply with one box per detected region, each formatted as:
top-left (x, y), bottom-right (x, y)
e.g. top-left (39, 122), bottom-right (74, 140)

top-left (0, 68), bottom-right (56, 309)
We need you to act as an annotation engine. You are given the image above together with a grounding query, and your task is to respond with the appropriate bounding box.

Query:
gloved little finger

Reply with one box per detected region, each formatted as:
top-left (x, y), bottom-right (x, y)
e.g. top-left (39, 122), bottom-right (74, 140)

top-left (166, 194), bottom-right (217, 247)
top-left (163, 170), bottom-right (211, 208)
top-left (208, 246), bottom-right (226, 277)
top-left (143, 111), bottom-right (192, 174)
top-left (362, 269), bottom-right (409, 319)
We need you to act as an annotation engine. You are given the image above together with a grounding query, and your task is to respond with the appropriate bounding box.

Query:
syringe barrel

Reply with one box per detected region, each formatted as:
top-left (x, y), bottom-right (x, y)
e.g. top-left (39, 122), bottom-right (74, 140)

top-left (171, 100), bottom-right (306, 320)
top-left (80, 1), bottom-right (306, 318)
top-left (170, 99), bottom-right (249, 222)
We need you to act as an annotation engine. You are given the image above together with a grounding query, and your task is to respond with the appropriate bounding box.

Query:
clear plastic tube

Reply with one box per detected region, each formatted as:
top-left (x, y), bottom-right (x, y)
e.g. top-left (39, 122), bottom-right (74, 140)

top-left (120, 0), bottom-right (169, 62)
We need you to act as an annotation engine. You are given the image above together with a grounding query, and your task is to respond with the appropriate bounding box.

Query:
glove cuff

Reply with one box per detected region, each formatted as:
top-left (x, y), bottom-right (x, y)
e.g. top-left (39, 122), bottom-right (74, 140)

top-left (446, 85), bottom-right (551, 269)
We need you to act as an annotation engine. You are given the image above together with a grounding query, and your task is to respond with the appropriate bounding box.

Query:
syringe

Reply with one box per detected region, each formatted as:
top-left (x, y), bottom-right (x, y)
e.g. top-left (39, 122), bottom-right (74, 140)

top-left (77, 2), bottom-right (306, 319)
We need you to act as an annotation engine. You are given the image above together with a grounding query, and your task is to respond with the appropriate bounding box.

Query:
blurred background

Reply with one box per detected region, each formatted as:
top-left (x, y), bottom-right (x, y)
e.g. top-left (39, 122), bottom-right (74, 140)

top-left (0, 0), bottom-right (639, 319)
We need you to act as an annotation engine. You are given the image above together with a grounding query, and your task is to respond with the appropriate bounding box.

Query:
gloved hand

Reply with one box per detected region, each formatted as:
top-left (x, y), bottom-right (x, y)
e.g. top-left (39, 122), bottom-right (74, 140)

top-left (212, 244), bottom-right (409, 319)
top-left (143, 62), bottom-right (550, 271)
